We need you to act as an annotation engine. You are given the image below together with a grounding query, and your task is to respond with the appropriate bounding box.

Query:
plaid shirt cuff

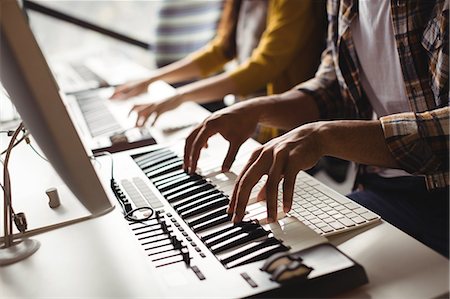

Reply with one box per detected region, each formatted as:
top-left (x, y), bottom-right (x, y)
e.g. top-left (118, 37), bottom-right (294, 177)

top-left (380, 108), bottom-right (449, 188)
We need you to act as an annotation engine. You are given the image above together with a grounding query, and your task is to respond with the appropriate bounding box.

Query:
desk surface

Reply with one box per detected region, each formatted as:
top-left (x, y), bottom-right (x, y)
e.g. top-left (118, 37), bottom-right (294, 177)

top-left (1, 103), bottom-right (448, 299)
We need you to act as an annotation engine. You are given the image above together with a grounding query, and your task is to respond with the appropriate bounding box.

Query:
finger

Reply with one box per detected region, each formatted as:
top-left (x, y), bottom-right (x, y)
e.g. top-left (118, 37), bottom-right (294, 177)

top-left (228, 147), bottom-right (263, 214)
top-left (188, 124), bottom-right (218, 174)
top-left (135, 108), bottom-right (153, 127)
top-left (112, 87), bottom-right (140, 100)
top-left (282, 169), bottom-right (297, 213)
top-left (150, 112), bottom-right (161, 127)
top-left (110, 86), bottom-right (130, 99)
top-left (128, 104), bottom-right (144, 117)
top-left (233, 160), bottom-right (267, 223)
top-left (222, 142), bottom-right (241, 172)
top-left (265, 150), bottom-right (287, 222)
top-left (183, 125), bottom-right (202, 171)
top-left (256, 183), bottom-right (266, 202)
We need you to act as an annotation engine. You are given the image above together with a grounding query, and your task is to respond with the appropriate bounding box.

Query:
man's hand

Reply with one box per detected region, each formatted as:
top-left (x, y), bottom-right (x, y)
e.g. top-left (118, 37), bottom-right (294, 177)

top-left (183, 102), bottom-right (261, 174)
top-left (228, 122), bottom-right (325, 223)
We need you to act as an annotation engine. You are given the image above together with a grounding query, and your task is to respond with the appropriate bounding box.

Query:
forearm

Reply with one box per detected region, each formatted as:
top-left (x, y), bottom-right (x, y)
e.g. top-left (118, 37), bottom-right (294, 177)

top-left (318, 120), bottom-right (399, 168)
top-left (246, 89), bottom-right (320, 131)
top-left (176, 73), bottom-right (237, 104)
top-left (150, 56), bottom-right (203, 84)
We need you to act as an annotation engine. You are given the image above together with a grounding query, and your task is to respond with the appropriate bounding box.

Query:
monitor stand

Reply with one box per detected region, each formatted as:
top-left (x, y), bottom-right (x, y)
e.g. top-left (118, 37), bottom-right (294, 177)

top-left (0, 239), bottom-right (40, 266)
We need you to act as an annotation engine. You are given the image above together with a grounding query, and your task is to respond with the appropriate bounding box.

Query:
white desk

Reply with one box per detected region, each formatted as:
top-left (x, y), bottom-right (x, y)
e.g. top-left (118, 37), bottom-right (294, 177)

top-left (1, 103), bottom-right (448, 298)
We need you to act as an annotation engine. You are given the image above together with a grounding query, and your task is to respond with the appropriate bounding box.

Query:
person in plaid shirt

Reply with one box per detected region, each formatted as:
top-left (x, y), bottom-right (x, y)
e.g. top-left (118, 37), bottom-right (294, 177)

top-left (183, 0), bottom-right (449, 257)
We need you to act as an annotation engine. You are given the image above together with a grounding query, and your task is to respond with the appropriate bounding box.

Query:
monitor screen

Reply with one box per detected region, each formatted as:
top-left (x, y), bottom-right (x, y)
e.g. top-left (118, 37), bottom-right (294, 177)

top-left (0, 1), bottom-right (113, 214)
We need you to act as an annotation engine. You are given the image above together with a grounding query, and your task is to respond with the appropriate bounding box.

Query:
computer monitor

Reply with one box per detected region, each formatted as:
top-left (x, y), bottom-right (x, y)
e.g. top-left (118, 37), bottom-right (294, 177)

top-left (0, 1), bottom-right (113, 214)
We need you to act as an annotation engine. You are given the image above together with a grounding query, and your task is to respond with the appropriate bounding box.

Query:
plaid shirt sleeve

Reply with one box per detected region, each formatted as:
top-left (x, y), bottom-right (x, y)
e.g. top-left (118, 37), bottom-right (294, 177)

top-left (295, 0), bottom-right (361, 120)
top-left (380, 107), bottom-right (450, 189)
top-left (295, 45), bottom-right (343, 119)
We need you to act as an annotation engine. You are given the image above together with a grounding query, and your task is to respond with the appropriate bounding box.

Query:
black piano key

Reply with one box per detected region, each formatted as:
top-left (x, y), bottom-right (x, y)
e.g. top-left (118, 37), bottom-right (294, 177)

top-left (180, 197), bottom-right (229, 219)
top-left (134, 150), bottom-right (171, 165)
top-left (204, 227), bottom-right (245, 248)
top-left (138, 152), bottom-right (178, 170)
top-left (211, 228), bottom-right (269, 254)
top-left (201, 224), bottom-right (240, 243)
top-left (172, 189), bottom-right (220, 210)
top-left (166, 183), bottom-right (215, 203)
top-left (201, 221), bottom-right (260, 243)
top-left (192, 213), bottom-right (232, 233)
top-left (220, 237), bottom-right (286, 266)
top-left (134, 149), bottom-right (172, 165)
top-left (187, 207), bottom-right (228, 227)
top-left (157, 174), bottom-right (203, 192)
top-left (226, 243), bottom-right (288, 269)
top-left (143, 157), bottom-right (181, 173)
top-left (146, 160), bottom-right (183, 179)
top-left (155, 176), bottom-right (196, 195)
top-left (176, 192), bottom-right (225, 214)
top-left (161, 179), bottom-right (206, 197)
top-left (150, 169), bottom-right (185, 184)
top-left (154, 172), bottom-right (191, 189)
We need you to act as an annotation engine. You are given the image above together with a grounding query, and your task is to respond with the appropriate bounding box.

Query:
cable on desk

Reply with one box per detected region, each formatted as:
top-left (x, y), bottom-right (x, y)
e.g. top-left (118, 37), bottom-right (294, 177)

top-left (124, 206), bottom-right (154, 223)
top-left (90, 151), bottom-right (154, 222)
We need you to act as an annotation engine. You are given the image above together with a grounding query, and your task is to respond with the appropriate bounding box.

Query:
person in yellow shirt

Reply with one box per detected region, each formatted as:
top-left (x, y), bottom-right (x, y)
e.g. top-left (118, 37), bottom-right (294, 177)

top-left (112, 0), bottom-right (326, 141)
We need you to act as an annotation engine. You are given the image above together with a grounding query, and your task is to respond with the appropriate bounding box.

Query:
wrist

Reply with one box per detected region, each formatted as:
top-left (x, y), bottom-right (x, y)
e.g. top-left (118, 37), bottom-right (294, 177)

top-left (314, 121), bottom-right (334, 157)
top-left (173, 88), bottom-right (188, 105)
top-left (253, 94), bottom-right (283, 124)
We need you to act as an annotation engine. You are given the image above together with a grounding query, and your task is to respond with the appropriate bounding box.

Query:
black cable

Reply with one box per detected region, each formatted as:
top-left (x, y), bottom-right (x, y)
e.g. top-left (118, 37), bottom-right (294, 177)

top-left (124, 206), bottom-right (154, 223)
top-left (90, 152), bottom-right (155, 223)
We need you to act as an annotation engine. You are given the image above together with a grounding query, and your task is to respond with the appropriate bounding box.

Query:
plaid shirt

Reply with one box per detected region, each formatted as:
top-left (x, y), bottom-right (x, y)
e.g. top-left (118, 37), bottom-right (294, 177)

top-left (297, 0), bottom-right (449, 189)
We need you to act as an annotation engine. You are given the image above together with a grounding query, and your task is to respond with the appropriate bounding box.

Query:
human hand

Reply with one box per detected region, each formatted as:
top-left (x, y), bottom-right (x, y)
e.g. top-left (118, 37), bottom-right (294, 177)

top-left (110, 78), bottom-right (152, 100)
top-left (129, 93), bottom-right (184, 127)
top-left (183, 103), bottom-right (260, 174)
top-left (228, 122), bottom-right (325, 223)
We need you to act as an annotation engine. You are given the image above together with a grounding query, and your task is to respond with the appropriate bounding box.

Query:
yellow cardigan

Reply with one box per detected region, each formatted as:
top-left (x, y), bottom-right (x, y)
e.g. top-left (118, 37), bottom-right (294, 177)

top-left (189, 0), bottom-right (326, 97)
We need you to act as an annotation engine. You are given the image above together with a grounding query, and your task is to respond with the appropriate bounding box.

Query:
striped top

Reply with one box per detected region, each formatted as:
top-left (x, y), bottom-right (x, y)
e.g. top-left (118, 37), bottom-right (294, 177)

top-left (152, 0), bottom-right (223, 67)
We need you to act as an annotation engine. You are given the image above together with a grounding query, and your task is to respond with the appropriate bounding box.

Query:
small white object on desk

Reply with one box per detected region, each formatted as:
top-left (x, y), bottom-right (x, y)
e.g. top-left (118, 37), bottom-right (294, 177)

top-left (46, 187), bottom-right (61, 209)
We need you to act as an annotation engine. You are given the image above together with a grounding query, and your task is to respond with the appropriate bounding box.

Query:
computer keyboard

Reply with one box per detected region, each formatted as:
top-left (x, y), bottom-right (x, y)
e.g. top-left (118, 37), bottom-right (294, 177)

top-left (246, 172), bottom-right (380, 237)
top-left (285, 173), bottom-right (379, 236)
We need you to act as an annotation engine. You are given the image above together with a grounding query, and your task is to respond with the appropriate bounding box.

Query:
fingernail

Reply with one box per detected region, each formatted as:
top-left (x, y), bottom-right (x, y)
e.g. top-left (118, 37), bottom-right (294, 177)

top-left (283, 206), bottom-right (291, 213)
